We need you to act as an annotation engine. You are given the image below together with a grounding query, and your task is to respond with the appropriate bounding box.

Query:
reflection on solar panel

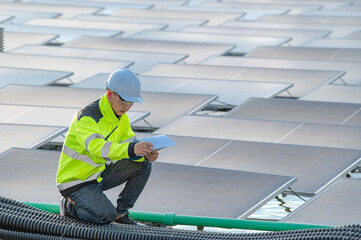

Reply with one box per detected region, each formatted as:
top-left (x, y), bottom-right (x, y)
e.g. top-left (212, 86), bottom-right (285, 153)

top-left (302, 39), bottom-right (361, 49)
top-left (202, 56), bottom-right (361, 85)
top-left (0, 85), bottom-right (216, 129)
top-left (0, 124), bottom-right (66, 154)
top-left (142, 63), bottom-right (344, 97)
top-left (0, 104), bottom-right (149, 127)
top-left (156, 115), bottom-right (361, 150)
top-left (112, 9), bottom-right (245, 26)
top-left (246, 46), bottom-right (361, 62)
top-left (300, 85), bottom-right (361, 104)
top-left (12, 45), bottom-right (187, 74)
top-left (0, 53), bottom-right (132, 84)
top-left (64, 36), bottom-right (234, 64)
top-left (0, 67), bottom-right (73, 88)
top-left (4, 32), bottom-right (57, 51)
top-left (25, 18), bottom-right (166, 38)
top-left (73, 14), bottom-right (208, 31)
top-left (70, 73), bottom-right (292, 106)
top-left (105, 162), bottom-right (296, 218)
top-left (135, 133), bottom-right (361, 195)
top-left (226, 98), bottom-right (361, 126)
top-left (129, 30), bottom-right (290, 55)
top-left (180, 26), bottom-right (330, 46)
top-left (282, 178), bottom-right (361, 226)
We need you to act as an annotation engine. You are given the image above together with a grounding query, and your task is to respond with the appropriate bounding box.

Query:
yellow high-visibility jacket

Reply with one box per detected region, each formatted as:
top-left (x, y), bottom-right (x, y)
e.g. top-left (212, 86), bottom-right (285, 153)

top-left (56, 93), bottom-right (144, 196)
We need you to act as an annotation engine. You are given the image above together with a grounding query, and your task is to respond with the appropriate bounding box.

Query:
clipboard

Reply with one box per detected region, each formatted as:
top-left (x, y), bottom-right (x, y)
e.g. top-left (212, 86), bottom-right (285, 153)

top-left (138, 135), bottom-right (176, 151)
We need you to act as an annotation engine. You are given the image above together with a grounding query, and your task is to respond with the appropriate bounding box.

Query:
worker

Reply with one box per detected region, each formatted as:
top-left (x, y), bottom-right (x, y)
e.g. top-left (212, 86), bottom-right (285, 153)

top-left (56, 69), bottom-right (158, 225)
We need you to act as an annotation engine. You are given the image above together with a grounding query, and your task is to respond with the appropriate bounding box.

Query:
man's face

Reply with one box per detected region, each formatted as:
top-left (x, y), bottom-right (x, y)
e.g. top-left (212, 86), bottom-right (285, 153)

top-left (108, 91), bottom-right (132, 116)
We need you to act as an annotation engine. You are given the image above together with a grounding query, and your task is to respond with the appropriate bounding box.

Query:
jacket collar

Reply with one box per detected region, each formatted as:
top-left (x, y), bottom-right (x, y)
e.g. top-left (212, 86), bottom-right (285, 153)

top-left (100, 93), bottom-right (121, 123)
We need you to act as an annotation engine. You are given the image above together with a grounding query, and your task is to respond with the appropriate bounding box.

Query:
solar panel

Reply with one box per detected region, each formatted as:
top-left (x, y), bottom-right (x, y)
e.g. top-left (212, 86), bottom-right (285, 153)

top-left (0, 53), bottom-right (132, 84)
top-left (64, 36), bottom-right (234, 64)
top-left (73, 14), bottom-right (208, 31)
top-left (246, 46), bottom-right (361, 62)
top-left (70, 74), bottom-right (292, 106)
top-left (11, 45), bottom-right (187, 74)
top-left (130, 92), bottom-right (217, 129)
top-left (302, 39), bottom-right (361, 49)
top-left (0, 148), bottom-right (62, 203)
top-left (25, 18), bottom-right (166, 38)
top-left (0, 148), bottom-right (295, 218)
top-left (257, 15), bottom-right (361, 26)
top-left (300, 85), bottom-right (361, 104)
top-left (0, 85), bottom-right (216, 129)
top-left (0, 104), bottom-right (149, 127)
top-left (0, 124), bottom-right (66, 153)
top-left (135, 133), bottom-right (361, 196)
top-left (278, 123), bottom-right (361, 150)
top-left (0, 85), bottom-right (104, 108)
top-left (4, 31), bottom-right (57, 51)
top-left (0, 67), bottom-right (73, 88)
top-left (0, 14), bottom-right (13, 23)
top-left (301, 9), bottom-right (361, 17)
top-left (165, 6), bottom-right (288, 21)
top-left (27, 0), bottom-right (151, 15)
top-left (216, 0), bottom-right (346, 9)
top-left (0, 10), bottom-right (61, 24)
top-left (2, 23), bottom-right (122, 43)
top-left (200, 2), bottom-right (321, 15)
top-left (282, 178), bottom-right (361, 226)
top-left (129, 30), bottom-right (290, 55)
top-left (345, 31), bottom-right (361, 39)
top-left (180, 26), bottom-right (330, 46)
top-left (221, 20), bottom-right (360, 38)
top-left (156, 115), bottom-right (361, 150)
top-left (0, 2), bottom-right (102, 18)
top-left (112, 9), bottom-right (245, 26)
top-left (141, 64), bottom-right (344, 97)
top-left (105, 162), bottom-right (296, 218)
top-left (202, 56), bottom-right (361, 85)
top-left (199, 141), bottom-right (361, 196)
top-left (226, 98), bottom-right (361, 126)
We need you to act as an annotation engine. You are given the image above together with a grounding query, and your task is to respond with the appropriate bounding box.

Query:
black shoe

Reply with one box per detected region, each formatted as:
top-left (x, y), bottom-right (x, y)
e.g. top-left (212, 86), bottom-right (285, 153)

top-left (114, 214), bottom-right (138, 225)
top-left (60, 197), bottom-right (72, 218)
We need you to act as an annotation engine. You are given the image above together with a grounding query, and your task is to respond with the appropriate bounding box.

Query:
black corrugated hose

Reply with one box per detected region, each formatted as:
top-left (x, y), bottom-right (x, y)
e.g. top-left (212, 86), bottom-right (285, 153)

top-left (0, 195), bottom-right (360, 240)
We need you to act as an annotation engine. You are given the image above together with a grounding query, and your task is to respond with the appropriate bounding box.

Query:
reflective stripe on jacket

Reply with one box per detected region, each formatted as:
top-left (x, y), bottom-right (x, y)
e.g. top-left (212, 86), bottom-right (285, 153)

top-left (56, 93), bottom-right (144, 192)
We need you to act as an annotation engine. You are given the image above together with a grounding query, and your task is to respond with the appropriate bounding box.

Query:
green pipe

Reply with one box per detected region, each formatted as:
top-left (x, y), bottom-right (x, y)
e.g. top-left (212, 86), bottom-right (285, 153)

top-left (23, 202), bottom-right (332, 232)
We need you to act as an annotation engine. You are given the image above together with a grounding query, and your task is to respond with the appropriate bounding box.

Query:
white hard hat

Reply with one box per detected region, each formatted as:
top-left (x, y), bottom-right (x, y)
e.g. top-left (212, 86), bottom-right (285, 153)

top-left (105, 69), bottom-right (142, 103)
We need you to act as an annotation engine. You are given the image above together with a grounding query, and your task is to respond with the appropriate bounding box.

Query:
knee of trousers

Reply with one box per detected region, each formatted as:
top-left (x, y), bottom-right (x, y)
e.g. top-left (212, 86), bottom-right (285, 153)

top-left (94, 207), bottom-right (118, 225)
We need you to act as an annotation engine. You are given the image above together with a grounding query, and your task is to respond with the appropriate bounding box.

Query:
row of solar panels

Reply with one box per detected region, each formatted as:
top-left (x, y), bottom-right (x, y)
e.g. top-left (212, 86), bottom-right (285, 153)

top-left (0, 0), bottom-right (360, 228)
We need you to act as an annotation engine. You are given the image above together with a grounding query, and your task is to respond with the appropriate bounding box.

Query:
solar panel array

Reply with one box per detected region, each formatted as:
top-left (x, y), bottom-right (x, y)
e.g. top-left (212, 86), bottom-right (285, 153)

top-left (1, 0), bottom-right (360, 228)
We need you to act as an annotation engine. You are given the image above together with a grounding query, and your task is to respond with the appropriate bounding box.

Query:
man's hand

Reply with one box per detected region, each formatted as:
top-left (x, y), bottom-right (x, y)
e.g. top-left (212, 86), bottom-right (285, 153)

top-left (144, 150), bottom-right (159, 162)
top-left (134, 142), bottom-right (154, 156)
